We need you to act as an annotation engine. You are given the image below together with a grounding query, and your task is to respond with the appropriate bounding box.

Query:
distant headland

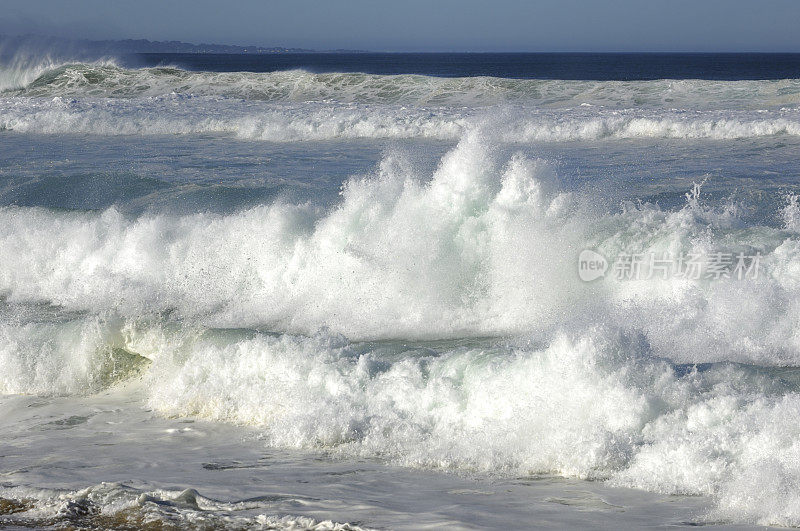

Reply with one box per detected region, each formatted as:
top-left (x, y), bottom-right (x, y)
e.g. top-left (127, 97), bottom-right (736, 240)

top-left (0, 34), bottom-right (366, 54)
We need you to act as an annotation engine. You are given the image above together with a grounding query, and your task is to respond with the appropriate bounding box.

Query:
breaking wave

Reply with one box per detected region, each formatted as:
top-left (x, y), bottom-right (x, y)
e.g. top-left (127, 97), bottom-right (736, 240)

top-left (3, 61), bottom-right (800, 144)
top-left (3, 62), bottom-right (800, 108)
top-left (2, 95), bottom-right (800, 141)
top-left (3, 125), bottom-right (800, 525)
top-left (0, 135), bottom-right (798, 349)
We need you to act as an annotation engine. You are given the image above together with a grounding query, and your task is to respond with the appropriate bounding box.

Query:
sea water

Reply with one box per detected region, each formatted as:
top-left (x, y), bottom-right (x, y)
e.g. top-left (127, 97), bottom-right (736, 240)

top-left (1, 53), bottom-right (800, 529)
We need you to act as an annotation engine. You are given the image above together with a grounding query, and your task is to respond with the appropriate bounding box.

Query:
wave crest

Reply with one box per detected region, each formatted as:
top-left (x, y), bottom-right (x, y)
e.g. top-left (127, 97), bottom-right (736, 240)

top-left (5, 62), bottom-right (800, 108)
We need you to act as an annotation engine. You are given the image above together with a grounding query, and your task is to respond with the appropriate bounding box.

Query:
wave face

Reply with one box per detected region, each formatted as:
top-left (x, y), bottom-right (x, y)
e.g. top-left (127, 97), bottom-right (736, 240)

top-left (3, 62), bottom-right (800, 108)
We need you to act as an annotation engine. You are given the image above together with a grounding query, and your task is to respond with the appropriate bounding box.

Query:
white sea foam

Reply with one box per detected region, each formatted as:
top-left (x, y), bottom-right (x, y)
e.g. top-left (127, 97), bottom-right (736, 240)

top-left (0, 136), bottom-right (798, 354)
top-left (783, 193), bottom-right (800, 232)
top-left (2, 95), bottom-right (800, 141)
top-left (5, 316), bottom-right (800, 525)
top-left (142, 327), bottom-right (800, 526)
top-left (2, 136), bottom-right (800, 525)
top-left (7, 52), bottom-right (800, 529)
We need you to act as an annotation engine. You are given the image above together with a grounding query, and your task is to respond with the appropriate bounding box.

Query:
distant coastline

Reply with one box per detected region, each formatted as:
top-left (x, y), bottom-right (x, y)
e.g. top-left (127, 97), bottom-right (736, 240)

top-left (0, 34), bottom-right (366, 54)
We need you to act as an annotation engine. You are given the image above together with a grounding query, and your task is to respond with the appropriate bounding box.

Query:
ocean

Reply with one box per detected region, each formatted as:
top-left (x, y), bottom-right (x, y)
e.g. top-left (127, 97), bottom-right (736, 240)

top-left (1, 52), bottom-right (800, 529)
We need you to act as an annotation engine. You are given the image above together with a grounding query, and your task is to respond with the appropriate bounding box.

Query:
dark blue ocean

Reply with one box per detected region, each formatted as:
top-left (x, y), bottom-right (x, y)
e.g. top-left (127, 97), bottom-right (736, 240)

top-left (126, 52), bottom-right (800, 80)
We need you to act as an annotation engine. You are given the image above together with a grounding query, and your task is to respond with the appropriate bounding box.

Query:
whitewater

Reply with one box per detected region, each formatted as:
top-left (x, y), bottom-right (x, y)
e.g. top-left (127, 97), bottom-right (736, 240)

top-left (2, 55), bottom-right (800, 529)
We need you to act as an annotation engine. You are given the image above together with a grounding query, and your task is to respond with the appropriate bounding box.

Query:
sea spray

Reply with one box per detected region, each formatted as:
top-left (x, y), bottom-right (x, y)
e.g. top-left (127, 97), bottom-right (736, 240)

top-left (0, 138), bottom-right (797, 358)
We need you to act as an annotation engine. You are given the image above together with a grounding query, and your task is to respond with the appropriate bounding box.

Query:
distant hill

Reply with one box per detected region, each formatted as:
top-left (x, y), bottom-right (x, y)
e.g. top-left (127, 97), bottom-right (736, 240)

top-left (0, 34), bottom-right (365, 54)
top-left (75, 38), bottom-right (317, 54)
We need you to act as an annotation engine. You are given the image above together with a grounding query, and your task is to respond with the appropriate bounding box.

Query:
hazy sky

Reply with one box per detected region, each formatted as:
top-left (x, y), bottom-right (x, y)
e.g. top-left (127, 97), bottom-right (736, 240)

top-left (2, 0), bottom-right (800, 52)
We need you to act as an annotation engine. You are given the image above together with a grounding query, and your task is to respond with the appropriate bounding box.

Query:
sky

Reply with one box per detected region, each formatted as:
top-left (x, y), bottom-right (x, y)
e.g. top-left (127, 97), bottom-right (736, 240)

top-left (1, 0), bottom-right (800, 52)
